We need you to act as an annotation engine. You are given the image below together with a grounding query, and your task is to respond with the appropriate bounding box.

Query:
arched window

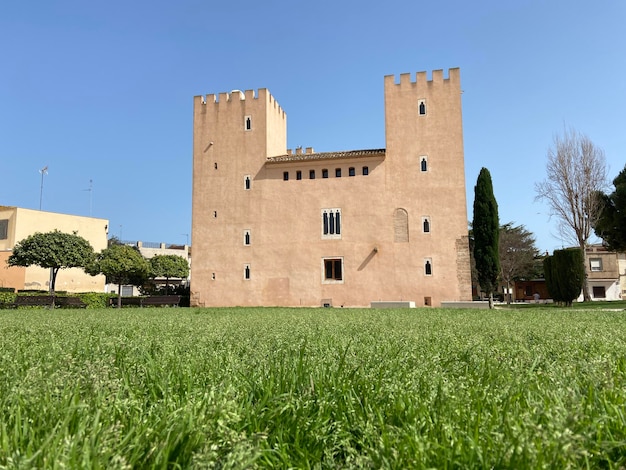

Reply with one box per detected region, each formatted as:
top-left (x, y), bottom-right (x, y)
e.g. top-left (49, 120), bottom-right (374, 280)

top-left (244, 175), bottom-right (251, 190)
top-left (423, 217), bottom-right (430, 233)
top-left (421, 157), bottom-right (428, 172)
top-left (243, 230), bottom-right (251, 246)
top-left (245, 116), bottom-right (252, 130)
top-left (425, 259), bottom-right (432, 275)
top-left (418, 100), bottom-right (426, 115)
top-left (244, 264), bottom-right (251, 279)
top-left (394, 208), bottom-right (409, 242)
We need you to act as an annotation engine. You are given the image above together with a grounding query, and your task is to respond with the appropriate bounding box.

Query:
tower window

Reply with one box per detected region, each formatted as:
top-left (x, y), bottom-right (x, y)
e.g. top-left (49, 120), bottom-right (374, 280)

top-left (422, 217), bottom-right (431, 233)
top-left (335, 168), bottom-right (341, 177)
top-left (310, 169), bottom-right (316, 179)
top-left (214, 162), bottom-right (218, 170)
top-left (244, 175), bottom-right (251, 190)
top-left (425, 259), bottom-right (433, 276)
top-left (296, 170), bottom-right (302, 180)
top-left (244, 115), bottom-right (252, 131)
top-left (418, 99), bottom-right (426, 115)
top-left (244, 264), bottom-right (251, 280)
top-left (421, 157), bottom-right (428, 172)
top-left (323, 258), bottom-right (344, 283)
top-left (243, 229), bottom-right (251, 246)
top-left (322, 208), bottom-right (342, 239)
top-left (0, 219), bottom-right (8, 240)
top-left (362, 166), bottom-right (369, 176)
top-left (283, 171), bottom-right (289, 181)
top-left (322, 169), bottom-right (329, 179)
top-left (348, 167), bottom-right (355, 177)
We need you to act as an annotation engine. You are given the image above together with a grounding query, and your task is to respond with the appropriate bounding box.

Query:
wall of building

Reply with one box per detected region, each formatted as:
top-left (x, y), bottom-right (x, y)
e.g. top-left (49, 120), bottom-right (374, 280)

top-left (0, 206), bottom-right (108, 292)
top-left (191, 70), bottom-right (471, 307)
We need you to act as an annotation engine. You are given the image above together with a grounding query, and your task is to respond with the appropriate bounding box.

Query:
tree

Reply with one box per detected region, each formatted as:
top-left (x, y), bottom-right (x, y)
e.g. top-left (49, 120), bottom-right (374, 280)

top-left (7, 230), bottom-right (95, 300)
top-left (89, 244), bottom-right (148, 308)
top-left (472, 168), bottom-right (500, 308)
top-left (593, 164), bottom-right (626, 252)
top-left (535, 127), bottom-right (608, 301)
top-left (149, 255), bottom-right (189, 294)
top-left (543, 248), bottom-right (585, 306)
top-left (499, 223), bottom-right (540, 304)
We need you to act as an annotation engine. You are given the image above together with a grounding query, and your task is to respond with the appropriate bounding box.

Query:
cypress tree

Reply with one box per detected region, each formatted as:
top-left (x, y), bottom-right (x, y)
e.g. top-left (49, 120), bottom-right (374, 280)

top-left (472, 168), bottom-right (500, 308)
top-left (553, 248), bottom-right (585, 306)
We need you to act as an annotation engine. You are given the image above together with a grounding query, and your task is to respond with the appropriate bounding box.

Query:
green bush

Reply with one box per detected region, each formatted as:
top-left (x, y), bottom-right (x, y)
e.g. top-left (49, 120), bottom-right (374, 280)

top-left (76, 292), bottom-right (116, 309)
top-left (0, 291), bottom-right (16, 307)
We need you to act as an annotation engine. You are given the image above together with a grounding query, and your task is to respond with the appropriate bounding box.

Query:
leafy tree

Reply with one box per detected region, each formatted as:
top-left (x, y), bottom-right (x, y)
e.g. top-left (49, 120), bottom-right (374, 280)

top-left (544, 248), bottom-right (584, 306)
top-left (499, 223), bottom-right (540, 304)
top-left (535, 127), bottom-right (608, 301)
top-left (89, 244), bottom-right (148, 308)
top-left (472, 168), bottom-right (500, 308)
top-left (149, 254), bottom-right (189, 294)
top-left (7, 230), bottom-right (95, 299)
top-left (593, 164), bottom-right (626, 252)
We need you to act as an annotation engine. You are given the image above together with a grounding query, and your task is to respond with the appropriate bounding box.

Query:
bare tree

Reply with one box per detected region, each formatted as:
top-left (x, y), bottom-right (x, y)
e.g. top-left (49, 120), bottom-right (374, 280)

top-left (535, 127), bottom-right (608, 301)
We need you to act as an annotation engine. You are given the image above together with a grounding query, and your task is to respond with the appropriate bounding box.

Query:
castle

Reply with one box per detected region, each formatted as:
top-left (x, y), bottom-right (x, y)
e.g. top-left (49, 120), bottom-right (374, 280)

top-left (190, 68), bottom-right (472, 307)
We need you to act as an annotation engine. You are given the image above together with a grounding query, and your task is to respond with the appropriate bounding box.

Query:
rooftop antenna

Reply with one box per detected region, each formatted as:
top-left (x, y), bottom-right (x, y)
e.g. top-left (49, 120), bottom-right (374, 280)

top-left (39, 165), bottom-right (48, 210)
top-left (83, 179), bottom-right (93, 216)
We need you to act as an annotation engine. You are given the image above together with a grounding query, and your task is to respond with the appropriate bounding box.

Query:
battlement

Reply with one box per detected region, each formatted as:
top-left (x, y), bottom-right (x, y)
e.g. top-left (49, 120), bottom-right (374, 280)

top-left (384, 68), bottom-right (460, 87)
top-left (195, 88), bottom-right (285, 117)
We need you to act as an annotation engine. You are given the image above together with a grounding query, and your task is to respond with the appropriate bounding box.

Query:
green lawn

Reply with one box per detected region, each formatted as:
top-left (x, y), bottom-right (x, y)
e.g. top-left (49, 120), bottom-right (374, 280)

top-left (1, 307), bottom-right (625, 468)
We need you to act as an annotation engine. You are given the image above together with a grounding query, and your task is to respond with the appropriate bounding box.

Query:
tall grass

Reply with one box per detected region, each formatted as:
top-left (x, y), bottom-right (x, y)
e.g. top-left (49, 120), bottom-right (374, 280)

top-left (0, 307), bottom-right (625, 468)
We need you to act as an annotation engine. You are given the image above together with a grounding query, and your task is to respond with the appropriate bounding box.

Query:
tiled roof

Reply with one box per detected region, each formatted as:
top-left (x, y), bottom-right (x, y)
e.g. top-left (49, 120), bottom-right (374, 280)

top-left (266, 148), bottom-right (386, 164)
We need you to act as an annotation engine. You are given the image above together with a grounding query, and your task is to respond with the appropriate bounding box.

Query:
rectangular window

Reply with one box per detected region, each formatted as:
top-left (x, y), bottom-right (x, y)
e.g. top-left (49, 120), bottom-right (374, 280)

top-left (362, 166), bottom-right (369, 176)
top-left (309, 170), bottom-right (315, 179)
top-left (323, 258), bottom-right (343, 283)
top-left (283, 171), bottom-right (289, 181)
top-left (296, 170), bottom-right (302, 180)
top-left (590, 258), bottom-right (603, 272)
top-left (0, 219), bottom-right (8, 240)
top-left (322, 208), bottom-right (341, 239)
top-left (592, 285), bottom-right (606, 298)
top-left (243, 230), bottom-right (251, 246)
top-left (244, 115), bottom-right (252, 131)
top-left (244, 264), bottom-right (251, 280)
top-left (335, 168), bottom-right (341, 177)
top-left (322, 169), bottom-right (329, 178)
top-left (121, 285), bottom-right (134, 296)
top-left (244, 175), bottom-right (251, 190)
top-left (348, 167), bottom-right (355, 177)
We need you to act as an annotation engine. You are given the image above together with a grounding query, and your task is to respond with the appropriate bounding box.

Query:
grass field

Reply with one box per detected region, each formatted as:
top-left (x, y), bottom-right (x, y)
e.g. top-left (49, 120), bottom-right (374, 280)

top-left (1, 307), bottom-right (625, 468)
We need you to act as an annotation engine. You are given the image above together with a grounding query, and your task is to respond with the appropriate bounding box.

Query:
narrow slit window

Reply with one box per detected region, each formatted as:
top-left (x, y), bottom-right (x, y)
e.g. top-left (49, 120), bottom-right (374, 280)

top-left (418, 99), bottom-right (426, 115)
top-left (244, 116), bottom-right (252, 130)
top-left (423, 217), bottom-right (430, 233)
top-left (322, 208), bottom-right (342, 239)
top-left (425, 259), bottom-right (432, 276)
top-left (244, 175), bottom-right (251, 190)
top-left (214, 162), bottom-right (218, 170)
top-left (243, 230), bottom-right (251, 246)
top-left (244, 264), bottom-right (251, 280)
top-left (421, 157), bottom-right (428, 172)
top-left (213, 211), bottom-right (217, 218)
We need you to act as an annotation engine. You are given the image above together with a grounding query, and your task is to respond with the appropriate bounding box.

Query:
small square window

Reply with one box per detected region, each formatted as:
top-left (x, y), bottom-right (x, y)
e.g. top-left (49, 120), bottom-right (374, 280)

top-left (335, 168), bottom-right (341, 177)
top-left (362, 166), bottom-right (369, 176)
top-left (590, 258), bottom-right (603, 272)
top-left (348, 167), bottom-right (355, 177)
top-left (592, 285), bottom-right (606, 298)
top-left (322, 258), bottom-right (343, 283)
top-left (322, 169), bottom-right (329, 179)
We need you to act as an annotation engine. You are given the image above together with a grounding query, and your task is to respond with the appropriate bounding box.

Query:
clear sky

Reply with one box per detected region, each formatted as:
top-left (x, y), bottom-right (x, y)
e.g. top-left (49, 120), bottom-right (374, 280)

top-left (1, 0), bottom-right (624, 253)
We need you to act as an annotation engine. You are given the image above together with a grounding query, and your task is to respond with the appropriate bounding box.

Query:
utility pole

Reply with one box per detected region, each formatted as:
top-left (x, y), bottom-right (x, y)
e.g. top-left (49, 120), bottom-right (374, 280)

top-left (39, 166), bottom-right (48, 210)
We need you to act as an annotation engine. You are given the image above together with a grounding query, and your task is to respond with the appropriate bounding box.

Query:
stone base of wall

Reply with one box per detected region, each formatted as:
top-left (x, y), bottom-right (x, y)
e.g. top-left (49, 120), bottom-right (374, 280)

top-left (370, 301), bottom-right (416, 309)
top-left (441, 301), bottom-right (490, 309)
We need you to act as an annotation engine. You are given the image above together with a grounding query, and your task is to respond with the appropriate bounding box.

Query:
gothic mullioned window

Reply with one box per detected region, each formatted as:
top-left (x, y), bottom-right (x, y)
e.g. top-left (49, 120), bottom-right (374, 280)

top-left (322, 208), bottom-right (341, 239)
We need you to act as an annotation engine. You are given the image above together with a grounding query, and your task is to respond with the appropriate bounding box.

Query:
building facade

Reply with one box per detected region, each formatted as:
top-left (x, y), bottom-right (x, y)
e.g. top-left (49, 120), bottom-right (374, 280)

top-left (0, 206), bottom-right (108, 292)
top-left (191, 69), bottom-right (472, 307)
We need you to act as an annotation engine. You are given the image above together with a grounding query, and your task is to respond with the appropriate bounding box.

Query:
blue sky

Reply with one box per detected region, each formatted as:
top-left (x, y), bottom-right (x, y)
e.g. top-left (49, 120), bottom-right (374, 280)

top-left (1, 0), bottom-right (624, 253)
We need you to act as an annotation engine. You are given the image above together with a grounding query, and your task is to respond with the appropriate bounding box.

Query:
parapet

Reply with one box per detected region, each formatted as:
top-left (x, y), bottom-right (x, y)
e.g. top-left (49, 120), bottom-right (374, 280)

top-left (194, 88), bottom-right (285, 118)
top-left (384, 68), bottom-right (460, 88)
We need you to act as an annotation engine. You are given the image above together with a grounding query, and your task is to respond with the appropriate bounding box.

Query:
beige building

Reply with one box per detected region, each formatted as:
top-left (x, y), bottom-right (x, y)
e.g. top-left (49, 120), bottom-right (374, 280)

top-left (0, 206), bottom-right (108, 292)
top-left (191, 68), bottom-right (472, 307)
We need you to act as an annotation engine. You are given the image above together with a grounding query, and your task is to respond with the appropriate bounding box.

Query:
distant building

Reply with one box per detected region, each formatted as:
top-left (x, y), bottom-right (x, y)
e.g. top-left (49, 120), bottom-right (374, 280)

top-left (191, 69), bottom-right (472, 307)
top-left (0, 206), bottom-right (108, 292)
top-left (584, 244), bottom-right (622, 301)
